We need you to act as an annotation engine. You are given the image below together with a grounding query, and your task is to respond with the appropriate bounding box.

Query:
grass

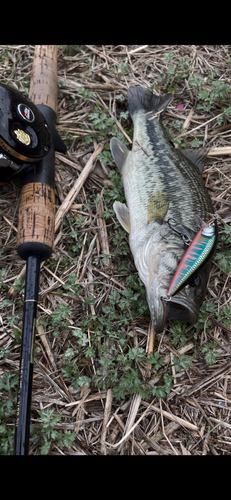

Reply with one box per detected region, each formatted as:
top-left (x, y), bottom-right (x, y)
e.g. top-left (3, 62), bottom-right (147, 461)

top-left (0, 45), bottom-right (231, 455)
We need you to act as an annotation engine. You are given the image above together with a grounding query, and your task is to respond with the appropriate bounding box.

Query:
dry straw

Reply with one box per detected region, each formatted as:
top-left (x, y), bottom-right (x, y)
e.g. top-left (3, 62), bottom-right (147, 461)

top-left (1, 45), bottom-right (231, 455)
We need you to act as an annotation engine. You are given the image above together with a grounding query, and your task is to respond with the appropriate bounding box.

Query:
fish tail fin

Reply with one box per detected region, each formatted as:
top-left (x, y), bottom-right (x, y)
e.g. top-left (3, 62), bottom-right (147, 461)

top-left (127, 86), bottom-right (173, 119)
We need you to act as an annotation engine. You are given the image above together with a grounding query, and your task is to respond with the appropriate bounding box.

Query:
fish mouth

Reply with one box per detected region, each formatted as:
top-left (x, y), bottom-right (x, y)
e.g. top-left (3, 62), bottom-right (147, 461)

top-left (146, 279), bottom-right (169, 333)
top-left (143, 247), bottom-right (211, 332)
top-left (167, 288), bottom-right (199, 324)
top-left (148, 297), bottom-right (168, 333)
top-left (147, 279), bottom-right (201, 332)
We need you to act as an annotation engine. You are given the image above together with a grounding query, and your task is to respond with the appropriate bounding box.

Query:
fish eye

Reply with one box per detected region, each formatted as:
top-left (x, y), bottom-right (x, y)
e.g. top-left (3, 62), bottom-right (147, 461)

top-left (188, 276), bottom-right (200, 287)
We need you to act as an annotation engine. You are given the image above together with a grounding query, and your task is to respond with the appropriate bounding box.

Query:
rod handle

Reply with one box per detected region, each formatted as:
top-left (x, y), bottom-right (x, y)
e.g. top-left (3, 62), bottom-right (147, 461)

top-left (17, 46), bottom-right (58, 261)
top-left (29, 45), bottom-right (58, 114)
top-left (17, 179), bottom-right (55, 260)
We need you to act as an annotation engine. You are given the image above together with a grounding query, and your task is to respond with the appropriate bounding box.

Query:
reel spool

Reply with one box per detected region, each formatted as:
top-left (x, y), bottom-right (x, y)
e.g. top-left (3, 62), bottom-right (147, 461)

top-left (0, 83), bottom-right (51, 184)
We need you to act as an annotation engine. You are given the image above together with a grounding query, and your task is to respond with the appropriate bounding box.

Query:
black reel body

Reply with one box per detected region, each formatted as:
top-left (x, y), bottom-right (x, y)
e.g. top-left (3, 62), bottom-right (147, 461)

top-left (0, 83), bottom-right (52, 183)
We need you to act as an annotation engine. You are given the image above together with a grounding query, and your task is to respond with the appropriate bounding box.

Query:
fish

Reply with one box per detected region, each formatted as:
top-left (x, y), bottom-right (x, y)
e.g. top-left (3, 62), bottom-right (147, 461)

top-left (110, 86), bottom-right (217, 333)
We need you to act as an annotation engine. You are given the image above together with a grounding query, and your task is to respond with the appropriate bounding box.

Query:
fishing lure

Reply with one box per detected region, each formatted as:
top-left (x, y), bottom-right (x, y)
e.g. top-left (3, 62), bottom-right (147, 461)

top-left (163, 217), bottom-right (217, 300)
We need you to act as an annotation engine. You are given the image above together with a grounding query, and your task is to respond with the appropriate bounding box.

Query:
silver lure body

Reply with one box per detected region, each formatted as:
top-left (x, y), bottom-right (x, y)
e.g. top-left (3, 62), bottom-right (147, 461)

top-left (110, 87), bottom-right (215, 333)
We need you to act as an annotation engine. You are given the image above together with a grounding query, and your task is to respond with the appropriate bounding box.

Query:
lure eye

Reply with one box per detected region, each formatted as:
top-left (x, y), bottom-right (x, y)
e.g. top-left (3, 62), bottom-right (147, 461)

top-left (202, 225), bottom-right (215, 237)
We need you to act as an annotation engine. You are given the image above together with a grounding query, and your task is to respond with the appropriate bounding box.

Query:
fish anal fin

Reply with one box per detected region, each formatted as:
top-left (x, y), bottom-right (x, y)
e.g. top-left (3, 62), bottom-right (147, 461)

top-left (147, 191), bottom-right (169, 224)
top-left (110, 137), bottom-right (130, 173)
top-left (113, 201), bottom-right (130, 233)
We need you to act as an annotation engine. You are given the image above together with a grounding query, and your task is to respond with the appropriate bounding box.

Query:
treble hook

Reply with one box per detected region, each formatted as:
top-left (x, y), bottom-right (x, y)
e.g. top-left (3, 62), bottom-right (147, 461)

top-left (166, 218), bottom-right (191, 246)
top-left (161, 294), bottom-right (171, 303)
top-left (166, 218), bottom-right (181, 236)
top-left (208, 214), bottom-right (218, 227)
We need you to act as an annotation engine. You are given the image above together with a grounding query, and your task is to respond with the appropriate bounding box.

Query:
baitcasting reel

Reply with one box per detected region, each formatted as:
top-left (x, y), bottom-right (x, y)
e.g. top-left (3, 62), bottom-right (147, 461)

top-left (0, 83), bottom-right (52, 184)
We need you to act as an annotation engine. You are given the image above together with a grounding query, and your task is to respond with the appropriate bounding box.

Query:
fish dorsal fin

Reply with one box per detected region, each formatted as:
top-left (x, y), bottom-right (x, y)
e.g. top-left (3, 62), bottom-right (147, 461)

top-left (147, 191), bottom-right (169, 224)
top-left (181, 148), bottom-right (208, 174)
top-left (127, 86), bottom-right (173, 119)
top-left (113, 201), bottom-right (130, 233)
top-left (110, 137), bottom-right (130, 173)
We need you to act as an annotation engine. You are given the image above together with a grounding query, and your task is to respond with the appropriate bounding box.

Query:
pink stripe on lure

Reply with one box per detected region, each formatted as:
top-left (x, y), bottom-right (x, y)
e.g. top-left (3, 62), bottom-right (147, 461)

top-left (166, 217), bottom-right (216, 298)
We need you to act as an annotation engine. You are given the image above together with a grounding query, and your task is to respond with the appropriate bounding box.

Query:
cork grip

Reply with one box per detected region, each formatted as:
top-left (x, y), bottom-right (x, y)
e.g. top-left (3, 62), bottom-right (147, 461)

top-left (29, 45), bottom-right (58, 114)
top-left (17, 182), bottom-right (55, 249)
top-left (17, 46), bottom-right (57, 260)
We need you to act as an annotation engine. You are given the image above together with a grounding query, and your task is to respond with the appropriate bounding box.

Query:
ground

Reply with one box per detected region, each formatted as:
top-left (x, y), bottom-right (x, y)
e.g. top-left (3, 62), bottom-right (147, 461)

top-left (0, 45), bottom-right (231, 455)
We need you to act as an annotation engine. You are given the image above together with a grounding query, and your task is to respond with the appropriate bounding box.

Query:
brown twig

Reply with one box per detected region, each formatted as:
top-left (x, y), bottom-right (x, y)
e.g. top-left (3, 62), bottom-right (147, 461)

top-left (55, 141), bottom-right (105, 233)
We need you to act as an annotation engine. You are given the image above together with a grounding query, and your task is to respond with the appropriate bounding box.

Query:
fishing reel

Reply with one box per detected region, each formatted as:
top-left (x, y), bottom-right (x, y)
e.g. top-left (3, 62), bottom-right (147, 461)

top-left (0, 83), bottom-right (52, 184)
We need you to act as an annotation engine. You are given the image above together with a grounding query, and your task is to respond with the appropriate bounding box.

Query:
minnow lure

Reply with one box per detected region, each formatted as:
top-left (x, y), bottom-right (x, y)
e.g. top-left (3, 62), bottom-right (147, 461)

top-left (163, 217), bottom-right (217, 300)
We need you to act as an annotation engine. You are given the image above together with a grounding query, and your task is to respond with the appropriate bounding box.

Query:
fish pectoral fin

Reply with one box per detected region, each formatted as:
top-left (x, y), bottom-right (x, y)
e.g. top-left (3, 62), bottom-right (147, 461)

top-left (110, 137), bottom-right (130, 173)
top-left (181, 148), bottom-right (208, 174)
top-left (113, 201), bottom-right (130, 233)
top-left (147, 191), bottom-right (169, 224)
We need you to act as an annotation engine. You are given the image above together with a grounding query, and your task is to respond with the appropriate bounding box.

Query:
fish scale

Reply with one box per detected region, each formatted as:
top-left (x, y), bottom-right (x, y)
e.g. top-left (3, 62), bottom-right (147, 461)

top-left (132, 116), bottom-right (207, 235)
top-left (110, 86), bottom-right (217, 333)
top-left (148, 123), bottom-right (208, 221)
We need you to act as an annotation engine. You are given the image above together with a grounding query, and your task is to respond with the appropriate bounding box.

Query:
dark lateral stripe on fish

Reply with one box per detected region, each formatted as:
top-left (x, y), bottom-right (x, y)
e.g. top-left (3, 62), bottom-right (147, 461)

top-left (146, 119), bottom-right (212, 225)
top-left (128, 87), bottom-right (213, 226)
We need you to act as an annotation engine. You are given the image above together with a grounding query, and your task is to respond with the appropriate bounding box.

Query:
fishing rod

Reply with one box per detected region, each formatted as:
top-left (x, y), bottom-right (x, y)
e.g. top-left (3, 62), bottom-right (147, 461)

top-left (11, 45), bottom-right (66, 455)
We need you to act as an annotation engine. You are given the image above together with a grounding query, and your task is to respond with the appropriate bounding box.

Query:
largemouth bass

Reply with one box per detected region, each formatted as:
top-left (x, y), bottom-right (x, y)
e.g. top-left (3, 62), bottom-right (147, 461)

top-left (110, 86), bottom-right (217, 333)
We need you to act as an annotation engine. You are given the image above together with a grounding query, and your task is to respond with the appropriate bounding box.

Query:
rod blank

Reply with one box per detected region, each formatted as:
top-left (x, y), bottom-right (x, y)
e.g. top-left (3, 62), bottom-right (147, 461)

top-left (14, 255), bottom-right (40, 455)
